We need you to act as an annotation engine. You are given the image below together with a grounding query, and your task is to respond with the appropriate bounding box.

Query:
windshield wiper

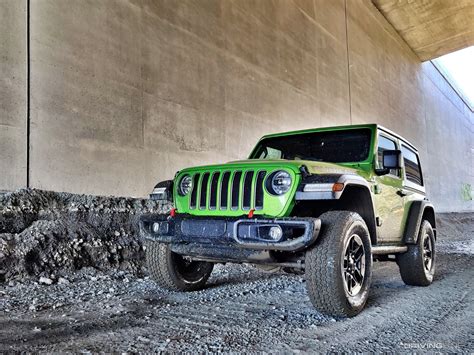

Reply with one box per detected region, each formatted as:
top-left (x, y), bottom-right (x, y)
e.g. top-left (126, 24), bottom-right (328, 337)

top-left (289, 155), bottom-right (324, 162)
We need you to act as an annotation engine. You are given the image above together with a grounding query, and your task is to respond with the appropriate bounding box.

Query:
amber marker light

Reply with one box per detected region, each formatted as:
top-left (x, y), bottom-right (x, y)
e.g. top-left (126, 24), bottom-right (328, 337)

top-left (332, 183), bottom-right (345, 192)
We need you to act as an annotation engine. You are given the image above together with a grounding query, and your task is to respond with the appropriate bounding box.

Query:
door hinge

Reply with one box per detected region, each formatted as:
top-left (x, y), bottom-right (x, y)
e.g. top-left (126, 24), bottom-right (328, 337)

top-left (373, 184), bottom-right (382, 194)
top-left (376, 217), bottom-right (383, 227)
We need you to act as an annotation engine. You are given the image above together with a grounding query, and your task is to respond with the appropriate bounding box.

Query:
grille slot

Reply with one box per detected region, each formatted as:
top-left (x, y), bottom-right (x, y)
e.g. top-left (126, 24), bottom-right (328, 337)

top-left (220, 172), bottom-right (231, 209)
top-left (255, 170), bottom-right (266, 210)
top-left (242, 171), bottom-right (254, 210)
top-left (231, 171), bottom-right (242, 210)
top-left (209, 172), bottom-right (220, 209)
top-left (199, 173), bottom-right (210, 209)
top-left (190, 173), bottom-right (200, 209)
top-left (189, 169), bottom-right (266, 212)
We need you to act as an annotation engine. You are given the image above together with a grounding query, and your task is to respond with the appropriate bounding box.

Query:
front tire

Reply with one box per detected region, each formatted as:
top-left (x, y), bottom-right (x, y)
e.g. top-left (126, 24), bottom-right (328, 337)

top-left (146, 241), bottom-right (214, 292)
top-left (305, 211), bottom-right (372, 317)
top-left (397, 220), bottom-right (435, 286)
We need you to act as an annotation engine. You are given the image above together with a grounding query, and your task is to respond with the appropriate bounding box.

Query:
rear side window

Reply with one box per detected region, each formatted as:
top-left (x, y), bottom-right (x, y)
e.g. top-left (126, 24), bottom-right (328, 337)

top-left (377, 135), bottom-right (399, 176)
top-left (401, 145), bottom-right (423, 186)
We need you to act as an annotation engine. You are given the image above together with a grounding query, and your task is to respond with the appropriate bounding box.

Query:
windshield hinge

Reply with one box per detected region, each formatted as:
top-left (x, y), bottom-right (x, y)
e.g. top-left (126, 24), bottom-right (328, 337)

top-left (299, 165), bottom-right (310, 178)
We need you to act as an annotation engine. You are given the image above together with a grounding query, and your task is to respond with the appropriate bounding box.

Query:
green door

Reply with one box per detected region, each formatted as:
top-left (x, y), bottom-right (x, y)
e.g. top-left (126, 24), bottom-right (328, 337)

top-left (373, 134), bottom-right (405, 243)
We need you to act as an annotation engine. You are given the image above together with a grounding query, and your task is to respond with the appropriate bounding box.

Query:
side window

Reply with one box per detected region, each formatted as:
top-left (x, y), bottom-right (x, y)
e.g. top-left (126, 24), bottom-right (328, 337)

top-left (377, 135), bottom-right (399, 177)
top-left (401, 145), bottom-right (423, 186)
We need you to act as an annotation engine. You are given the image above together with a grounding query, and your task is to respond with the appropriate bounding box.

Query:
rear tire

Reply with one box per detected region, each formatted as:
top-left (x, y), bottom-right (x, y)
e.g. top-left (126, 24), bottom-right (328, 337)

top-left (146, 241), bottom-right (214, 292)
top-left (397, 220), bottom-right (435, 286)
top-left (305, 211), bottom-right (372, 317)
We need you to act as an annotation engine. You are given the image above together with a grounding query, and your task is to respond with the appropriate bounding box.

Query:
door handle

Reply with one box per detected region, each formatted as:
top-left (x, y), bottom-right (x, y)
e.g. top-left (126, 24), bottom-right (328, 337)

top-left (396, 189), bottom-right (408, 197)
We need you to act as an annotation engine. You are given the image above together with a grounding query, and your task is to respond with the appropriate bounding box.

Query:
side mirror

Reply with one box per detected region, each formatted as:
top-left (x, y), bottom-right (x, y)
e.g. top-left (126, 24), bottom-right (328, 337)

top-left (383, 150), bottom-right (402, 169)
top-left (376, 150), bottom-right (402, 176)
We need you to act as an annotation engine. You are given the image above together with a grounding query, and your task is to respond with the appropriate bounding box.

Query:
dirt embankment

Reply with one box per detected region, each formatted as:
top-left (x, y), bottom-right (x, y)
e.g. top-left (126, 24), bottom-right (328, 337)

top-left (0, 189), bottom-right (170, 282)
top-left (436, 212), bottom-right (474, 254)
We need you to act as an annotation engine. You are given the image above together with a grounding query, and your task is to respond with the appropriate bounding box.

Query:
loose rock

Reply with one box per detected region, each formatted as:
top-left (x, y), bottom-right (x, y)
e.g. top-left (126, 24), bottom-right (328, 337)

top-left (0, 188), bottom-right (170, 282)
top-left (39, 277), bottom-right (53, 285)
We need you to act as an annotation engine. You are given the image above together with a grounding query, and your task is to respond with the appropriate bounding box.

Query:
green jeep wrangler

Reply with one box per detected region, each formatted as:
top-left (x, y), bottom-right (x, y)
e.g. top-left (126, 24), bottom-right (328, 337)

top-left (140, 124), bottom-right (436, 317)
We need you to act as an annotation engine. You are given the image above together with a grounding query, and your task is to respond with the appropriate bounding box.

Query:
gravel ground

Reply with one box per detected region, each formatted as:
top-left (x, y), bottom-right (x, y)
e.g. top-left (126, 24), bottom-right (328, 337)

top-left (1, 253), bottom-right (472, 352)
top-left (0, 190), bottom-right (473, 352)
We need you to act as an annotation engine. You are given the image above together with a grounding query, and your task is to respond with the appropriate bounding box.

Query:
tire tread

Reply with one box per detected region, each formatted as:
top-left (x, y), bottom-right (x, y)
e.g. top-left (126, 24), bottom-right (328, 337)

top-left (146, 241), bottom-right (213, 291)
top-left (305, 211), bottom-right (372, 317)
top-left (397, 220), bottom-right (434, 286)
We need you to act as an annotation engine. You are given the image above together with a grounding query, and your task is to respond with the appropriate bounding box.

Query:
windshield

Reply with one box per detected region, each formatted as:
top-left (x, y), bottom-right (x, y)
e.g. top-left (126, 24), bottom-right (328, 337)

top-left (250, 128), bottom-right (372, 163)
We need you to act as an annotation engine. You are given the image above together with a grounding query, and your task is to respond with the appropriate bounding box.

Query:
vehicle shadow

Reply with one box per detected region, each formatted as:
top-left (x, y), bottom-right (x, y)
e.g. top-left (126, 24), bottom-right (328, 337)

top-left (205, 268), bottom-right (292, 290)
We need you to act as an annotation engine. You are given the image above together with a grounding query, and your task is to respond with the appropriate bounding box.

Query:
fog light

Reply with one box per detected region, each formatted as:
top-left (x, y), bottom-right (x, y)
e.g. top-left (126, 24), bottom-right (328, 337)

top-left (152, 222), bottom-right (160, 233)
top-left (268, 226), bottom-right (283, 240)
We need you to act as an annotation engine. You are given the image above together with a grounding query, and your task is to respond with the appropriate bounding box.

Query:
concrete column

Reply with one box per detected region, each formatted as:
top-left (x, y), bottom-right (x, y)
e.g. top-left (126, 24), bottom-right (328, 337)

top-left (0, 0), bottom-right (27, 191)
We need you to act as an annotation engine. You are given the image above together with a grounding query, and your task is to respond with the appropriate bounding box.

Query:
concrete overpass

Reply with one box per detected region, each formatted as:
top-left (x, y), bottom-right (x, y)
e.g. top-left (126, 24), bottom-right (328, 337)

top-left (0, 0), bottom-right (473, 212)
top-left (373, 0), bottom-right (474, 61)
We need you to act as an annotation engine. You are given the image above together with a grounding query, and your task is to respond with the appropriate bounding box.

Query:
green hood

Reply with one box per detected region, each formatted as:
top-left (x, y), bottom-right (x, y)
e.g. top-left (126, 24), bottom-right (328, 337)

top-left (226, 159), bottom-right (358, 175)
top-left (179, 159), bottom-right (357, 175)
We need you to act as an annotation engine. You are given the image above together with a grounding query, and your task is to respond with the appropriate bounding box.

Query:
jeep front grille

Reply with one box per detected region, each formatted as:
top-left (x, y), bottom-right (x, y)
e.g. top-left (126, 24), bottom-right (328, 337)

top-left (189, 170), bottom-right (266, 211)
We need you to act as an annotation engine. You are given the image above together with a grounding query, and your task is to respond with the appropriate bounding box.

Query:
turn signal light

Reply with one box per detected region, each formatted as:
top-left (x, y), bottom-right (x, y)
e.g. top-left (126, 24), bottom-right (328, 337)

top-left (332, 183), bottom-right (344, 192)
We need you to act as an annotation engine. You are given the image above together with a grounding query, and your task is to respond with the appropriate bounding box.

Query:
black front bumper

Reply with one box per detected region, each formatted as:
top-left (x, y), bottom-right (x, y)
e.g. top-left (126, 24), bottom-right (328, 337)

top-left (140, 214), bottom-right (321, 257)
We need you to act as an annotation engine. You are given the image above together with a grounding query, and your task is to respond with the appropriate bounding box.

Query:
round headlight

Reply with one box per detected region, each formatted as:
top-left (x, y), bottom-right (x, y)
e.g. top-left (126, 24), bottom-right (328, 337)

top-left (267, 170), bottom-right (292, 195)
top-left (179, 175), bottom-right (193, 196)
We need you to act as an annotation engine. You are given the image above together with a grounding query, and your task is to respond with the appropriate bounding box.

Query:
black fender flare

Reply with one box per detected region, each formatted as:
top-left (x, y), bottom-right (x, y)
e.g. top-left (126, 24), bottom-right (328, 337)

top-left (150, 180), bottom-right (174, 202)
top-left (339, 179), bottom-right (378, 245)
top-left (403, 200), bottom-right (436, 244)
top-left (296, 173), bottom-right (378, 244)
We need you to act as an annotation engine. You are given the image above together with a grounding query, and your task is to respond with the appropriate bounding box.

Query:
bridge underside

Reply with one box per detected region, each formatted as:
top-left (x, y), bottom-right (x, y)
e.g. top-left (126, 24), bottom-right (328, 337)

top-left (373, 0), bottom-right (474, 61)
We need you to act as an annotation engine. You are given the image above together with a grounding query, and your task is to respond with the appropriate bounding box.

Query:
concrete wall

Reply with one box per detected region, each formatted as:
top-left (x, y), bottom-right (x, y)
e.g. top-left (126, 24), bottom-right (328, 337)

top-left (346, 0), bottom-right (474, 212)
top-left (0, 0), bottom-right (27, 191)
top-left (1, 0), bottom-right (472, 212)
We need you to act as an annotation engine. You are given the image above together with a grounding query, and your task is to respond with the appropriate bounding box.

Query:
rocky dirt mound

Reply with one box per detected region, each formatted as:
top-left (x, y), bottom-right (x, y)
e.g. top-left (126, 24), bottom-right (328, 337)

top-left (436, 212), bottom-right (474, 255)
top-left (436, 212), bottom-right (474, 238)
top-left (0, 189), bottom-right (170, 282)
